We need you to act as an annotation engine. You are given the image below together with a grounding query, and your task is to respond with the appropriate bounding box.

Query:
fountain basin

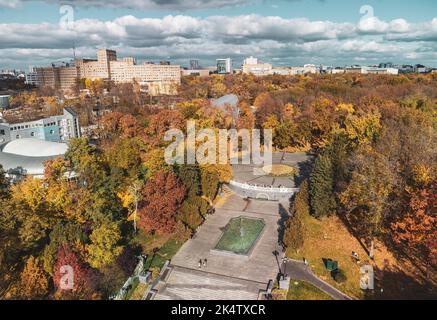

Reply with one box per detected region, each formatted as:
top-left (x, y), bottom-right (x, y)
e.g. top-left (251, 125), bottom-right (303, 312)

top-left (211, 216), bottom-right (265, 259)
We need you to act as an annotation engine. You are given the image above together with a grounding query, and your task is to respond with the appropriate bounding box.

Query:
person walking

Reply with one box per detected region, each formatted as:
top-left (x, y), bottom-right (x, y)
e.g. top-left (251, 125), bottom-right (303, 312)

top-left (203, 259), bottom-right (208, 268)
top-left (198, 259), bottom-right (202, 269)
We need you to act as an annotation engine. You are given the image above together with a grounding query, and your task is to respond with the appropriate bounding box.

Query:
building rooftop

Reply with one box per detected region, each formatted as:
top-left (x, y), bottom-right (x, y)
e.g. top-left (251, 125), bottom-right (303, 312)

top-left (0, 151), bottom-right (55, 176)
top-left (1, 138), bottom-right (68, 157)
top-left (211, 94), bottom-right (238, 109)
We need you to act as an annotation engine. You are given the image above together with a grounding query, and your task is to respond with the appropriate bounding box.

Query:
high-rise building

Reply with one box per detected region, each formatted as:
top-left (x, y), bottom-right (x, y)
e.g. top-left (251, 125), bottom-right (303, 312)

top-left (216, 58), bottom-right (233, 74)
top-left (36, 49), bottom-right (181, 95)
top-left (25, 67), bottom-right (39, 86)
top-left (190, 59), bottom-right (200, 70)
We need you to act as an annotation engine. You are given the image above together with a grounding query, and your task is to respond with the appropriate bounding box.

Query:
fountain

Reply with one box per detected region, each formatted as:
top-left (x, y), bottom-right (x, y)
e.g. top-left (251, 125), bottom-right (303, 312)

top-left (239, 216), bottom-right (245, 238)
top-left (213, 216), bottom-right (265, 256)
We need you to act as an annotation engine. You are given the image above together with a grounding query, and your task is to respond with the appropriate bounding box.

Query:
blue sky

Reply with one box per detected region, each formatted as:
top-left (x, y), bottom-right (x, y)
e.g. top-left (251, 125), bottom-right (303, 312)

top-left (1, 0), bottom-right (436, 23)
top-left (0, 0), bottom-right (436, 69)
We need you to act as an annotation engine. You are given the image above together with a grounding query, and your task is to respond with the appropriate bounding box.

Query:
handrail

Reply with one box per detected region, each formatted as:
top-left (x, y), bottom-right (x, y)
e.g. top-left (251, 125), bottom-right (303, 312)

top-left (229, 180), bottom-right (299, 193)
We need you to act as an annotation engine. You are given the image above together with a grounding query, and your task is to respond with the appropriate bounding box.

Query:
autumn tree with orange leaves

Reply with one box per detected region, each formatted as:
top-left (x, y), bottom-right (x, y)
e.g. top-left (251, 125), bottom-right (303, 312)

top-left (138, 171), bottom-right (186, 235)
top-left (391, 182), bottom-right (437, 265)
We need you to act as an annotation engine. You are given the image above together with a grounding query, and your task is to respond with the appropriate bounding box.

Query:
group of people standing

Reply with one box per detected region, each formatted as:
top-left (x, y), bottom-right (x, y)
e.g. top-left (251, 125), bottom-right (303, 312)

top-left (198, 258), bottom-right (208, 269)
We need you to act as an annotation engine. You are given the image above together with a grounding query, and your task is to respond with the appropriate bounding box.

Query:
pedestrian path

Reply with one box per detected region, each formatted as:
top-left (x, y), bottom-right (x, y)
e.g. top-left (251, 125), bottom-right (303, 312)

top-left (284, 259), bottom-right (353, 300)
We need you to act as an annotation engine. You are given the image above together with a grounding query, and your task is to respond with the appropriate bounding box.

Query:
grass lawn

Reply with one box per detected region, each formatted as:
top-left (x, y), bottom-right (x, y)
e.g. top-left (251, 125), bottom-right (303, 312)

top-left (286, 214), bottom-right (368, 299)
top-left (285, 212), bottom-right (428, 299)
top-left (144, 238), bottom-right (183, 269)
top-left (131, 231), bottom-right (172, 253)
top-left (287, 280), bottom-right (333, 300)
top-left (262, 164), bottom-right (297, 177)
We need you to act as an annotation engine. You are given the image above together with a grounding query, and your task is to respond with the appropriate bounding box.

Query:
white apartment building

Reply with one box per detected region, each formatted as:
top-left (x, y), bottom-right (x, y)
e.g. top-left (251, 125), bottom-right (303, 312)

top-left (331, 68), bottom-right (346, 74)
top-left (361, 67), bottom-right (399, 75)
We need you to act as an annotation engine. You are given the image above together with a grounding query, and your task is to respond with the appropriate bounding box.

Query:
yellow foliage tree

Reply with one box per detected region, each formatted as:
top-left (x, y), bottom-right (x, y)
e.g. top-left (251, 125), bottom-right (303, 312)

top-left (19, 256), bottom-right (49, 299)
top-left (12, 177), bottom-right (46, 213)
top-left (344, 111), bottom-right (382, 146)
top-left (86, 222), bottom-right (123, 270)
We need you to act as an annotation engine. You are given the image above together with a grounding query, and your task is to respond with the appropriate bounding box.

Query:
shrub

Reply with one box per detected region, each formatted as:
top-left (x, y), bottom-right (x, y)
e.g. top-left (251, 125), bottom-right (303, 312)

top-left (332, 269), bottom-right (347, 283)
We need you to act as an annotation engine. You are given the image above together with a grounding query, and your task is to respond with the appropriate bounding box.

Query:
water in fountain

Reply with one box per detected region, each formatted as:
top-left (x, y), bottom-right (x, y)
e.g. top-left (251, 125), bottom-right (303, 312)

top-left (240, 217), bottom-right (244, 238)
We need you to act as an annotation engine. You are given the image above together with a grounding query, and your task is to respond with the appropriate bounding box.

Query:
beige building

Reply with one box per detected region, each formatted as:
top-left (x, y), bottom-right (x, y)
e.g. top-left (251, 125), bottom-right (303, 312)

top-left (37, 49), bottom-right (181, 95)
top-left (35, 66), bottom-right (79, 90)
top-left (242, 56), bottom-right (273, 76)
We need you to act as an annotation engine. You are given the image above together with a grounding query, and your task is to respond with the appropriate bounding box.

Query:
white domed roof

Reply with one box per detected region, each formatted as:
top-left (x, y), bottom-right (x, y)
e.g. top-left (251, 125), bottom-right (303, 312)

top-left (2, 138), bottom-right (68, 157)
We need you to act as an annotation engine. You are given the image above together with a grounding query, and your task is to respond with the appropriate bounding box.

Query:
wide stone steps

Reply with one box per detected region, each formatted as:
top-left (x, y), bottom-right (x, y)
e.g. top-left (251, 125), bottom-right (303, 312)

top-left (155, 284), bottom-right (257, 300)
top-left (154, 267), bottom-right (259, 300)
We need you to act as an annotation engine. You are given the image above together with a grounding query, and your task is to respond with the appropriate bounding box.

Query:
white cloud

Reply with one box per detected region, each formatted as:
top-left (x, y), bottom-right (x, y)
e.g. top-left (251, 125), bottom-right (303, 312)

top-left (1, 14), bottom-right (436, 69)
top-left (0, 0), bottom-right (21, 8)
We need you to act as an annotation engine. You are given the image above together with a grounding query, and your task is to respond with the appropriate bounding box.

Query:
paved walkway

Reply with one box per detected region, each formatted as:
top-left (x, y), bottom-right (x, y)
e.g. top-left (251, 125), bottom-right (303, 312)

top-left (169, 194), bottom-right (282, 284)
top-left (283, 259), bottom-right (353, 300)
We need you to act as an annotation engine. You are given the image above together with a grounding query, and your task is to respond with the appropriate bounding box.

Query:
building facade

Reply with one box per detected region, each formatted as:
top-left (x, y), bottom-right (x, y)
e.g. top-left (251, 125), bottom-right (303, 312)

top-left (0, 107), bottom-right (80, 146)
top-left (362, 67), bottom-right (399, 75)
top-left (190, 59), bottom-right (200, 70)
top-left (25, 67), bottom-right (39, 86)
top-left (217, 58), bottom-right (233, 74)
top-left (35, 66), bottom-right (79, 90)
top-left (242, 56), bottom-right (273, 76)
top-left (181, 69), bottom-right (210, 77)
top-left (0, 95), bottom-right (10, 109)
top-left (36, 49), bottom-right (181, 94)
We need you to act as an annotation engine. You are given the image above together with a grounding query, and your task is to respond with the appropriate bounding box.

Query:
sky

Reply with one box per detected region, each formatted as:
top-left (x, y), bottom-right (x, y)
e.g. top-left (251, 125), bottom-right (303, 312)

top-left (0, 0), bottom-right (436, 70)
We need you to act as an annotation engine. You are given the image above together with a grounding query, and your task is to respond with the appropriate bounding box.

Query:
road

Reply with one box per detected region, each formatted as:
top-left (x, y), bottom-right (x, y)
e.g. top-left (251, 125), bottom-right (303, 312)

top-left (282, 259), bottom-right (353, 300)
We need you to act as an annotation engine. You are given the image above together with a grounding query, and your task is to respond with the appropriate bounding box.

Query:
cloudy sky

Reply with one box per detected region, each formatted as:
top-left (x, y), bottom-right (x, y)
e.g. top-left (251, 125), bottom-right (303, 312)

top-left (0, 0), bottom-right (436, 70)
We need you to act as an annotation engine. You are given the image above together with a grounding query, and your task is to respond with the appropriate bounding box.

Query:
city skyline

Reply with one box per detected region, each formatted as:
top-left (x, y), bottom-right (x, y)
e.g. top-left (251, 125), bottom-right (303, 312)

top-left (0, 0), bottom-right (437, 69)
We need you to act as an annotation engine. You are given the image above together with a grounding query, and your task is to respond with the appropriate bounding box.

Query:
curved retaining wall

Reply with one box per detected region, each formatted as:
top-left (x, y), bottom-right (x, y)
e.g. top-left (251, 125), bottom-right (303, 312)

top-left (228, 180), bottom-right (299, 201)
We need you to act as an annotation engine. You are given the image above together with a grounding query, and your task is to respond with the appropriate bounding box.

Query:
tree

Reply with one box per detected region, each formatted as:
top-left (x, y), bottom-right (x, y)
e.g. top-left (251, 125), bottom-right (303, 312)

top-left (310, 152), bottom-right (336, 218)
top-left (145, 110), bottom-right (185, 148)
top-left (283, 180), bottom-right (309, 252)
top-left (41, 222), bottom-right (86, 276)
top-left (0, 165), bottom-right (9, 200)
top-left (53, 243), bottom-right (99, 300)
top-left (236, 102), bottom-right (256, 130)
top-left (18, 256), bottom-right (49, 299)
top-left (254, 92), bottom-right (284, 126)
top-left (85, 78), bottom-right (105, 96)
top-left (391, 182), bottom-right (437, 264)
top-left (340, 145), bottom-right (396, 247)
top-left (143, 148), bottom-right (170, 178)
top-left (199, 165), bottom-right (222, 201)
top-left (11, 176), bottom-right (47, 213)
top-left (262, 115), bottom-right (280, 142)
top-left (119, 114), bottom-right (141, 139)
top-left (274, 120), bottom-right (295, 149)
top-left (138, 171), bottom-right (186, 235)
top-left (176, 165), bottom-right (206, 229)
top-left (65, 138), bottom-right (106, 190)
top-left (344, 111), bottom-right (382, 146)
top-left (106, 137), bottom-right (144, 180)
top-left (86, 222), bottom-right (123, 270)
